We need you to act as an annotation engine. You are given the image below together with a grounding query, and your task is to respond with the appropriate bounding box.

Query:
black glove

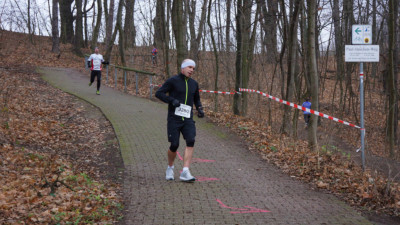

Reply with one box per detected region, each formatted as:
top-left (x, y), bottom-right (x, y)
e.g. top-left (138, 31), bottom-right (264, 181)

top-left (171, 99), bottom-right (180, 107)
top-left (197, 107), bottom-right (204, 118)
top-left (87, 61), bottom-right (91, 67)
top-left (102, 61), bottom-right (109, 65)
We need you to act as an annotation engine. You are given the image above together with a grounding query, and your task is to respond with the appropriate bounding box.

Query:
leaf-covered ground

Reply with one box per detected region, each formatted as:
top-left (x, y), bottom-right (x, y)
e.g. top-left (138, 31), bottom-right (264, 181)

top-left (0, 31), bottom-right (124, 223)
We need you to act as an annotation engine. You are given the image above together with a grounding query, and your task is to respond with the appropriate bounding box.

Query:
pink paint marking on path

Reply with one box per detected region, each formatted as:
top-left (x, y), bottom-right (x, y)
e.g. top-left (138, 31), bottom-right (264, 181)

top-left (192, 158), bottom-right (216, 163)
top-left (175, 151), bottom-right (219, 182)
top-left (177, 151), bottom-right (184, 161)
top-left (216, 199), bottom-right (270, 214)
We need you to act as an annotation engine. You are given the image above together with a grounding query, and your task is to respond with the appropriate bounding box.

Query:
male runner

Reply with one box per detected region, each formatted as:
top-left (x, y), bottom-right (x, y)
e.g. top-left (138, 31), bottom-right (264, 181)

top-left (87, 47), bottom-right (108, 95)
top-left (155, 59), bottom-right (204, 182)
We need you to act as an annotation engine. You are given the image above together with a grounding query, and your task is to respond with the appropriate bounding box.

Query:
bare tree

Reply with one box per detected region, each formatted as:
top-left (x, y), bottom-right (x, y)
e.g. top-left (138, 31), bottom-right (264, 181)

top-left (104, 0), bottom-right (115, 60)
top-left (154, 0), bottom-right (171, 77)
top-left (83, 0), bottom-right (88, 46)
top-left (387, 0), bottom-right (398, 157)
top-left (154, 0), bottom-right (164, 48)
top-left (28, 0), bottom-right (32, 42)
top-left (331, 0), bottom-right (344, 108)
top-left (281, 0), bottom-right (301, 134)
top-left (90, 0), bottom-right (102, 51)
top-left (172, 0), bottom-right (186, 70)
top-left (343, 0), bottom-right (355, 112)
top-left (307, 0), bottom-right (318, 150)
top-left (189, 0), bottom-right (208, 61)
top-left (233, 0), bottom-right (259, 116)
top-left (207, 0), bottom-right (219, 111)
top-left (59, 0), bottom-right (74, 43)
top-left (116, 0), bottom-right (126, 66)
top-left (225, 0), bottom-right (232, 52)
top-left (124, 0), bottom-right (136, 49)
top-left (51, 0), bottom-right (59, 53)
top-left (258, 0), bottom-right (278, 63)
top-left (74, 0), bottom-right (84, 55)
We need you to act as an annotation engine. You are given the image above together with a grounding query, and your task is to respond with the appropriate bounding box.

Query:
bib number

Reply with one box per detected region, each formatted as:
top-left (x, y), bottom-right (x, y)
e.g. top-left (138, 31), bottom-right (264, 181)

top-left (174, 104), bottom-right (191, 118)
top-left (93, 59), bottom-right (101, 67)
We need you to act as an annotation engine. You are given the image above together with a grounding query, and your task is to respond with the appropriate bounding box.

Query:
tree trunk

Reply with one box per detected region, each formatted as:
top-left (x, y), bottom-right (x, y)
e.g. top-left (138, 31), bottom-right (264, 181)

top-left (74, 0), bottom-right (84, 56)
top-left (207, 0), bottom-right (219, 111)
top-left (83, 0), bottom-right (88, 47)
top-left (233, 0), bottom-right (259, 116)
top-left (155, 0), bottom-right (171, 77)
top-left (83, 0), bottom-right (96, 47)
top-left (307, 0), bottom-right (318, 151)
top-left (259, 0), bottom-right (278, 63)
top-left (51, 0), bottom-right (60, 53)
top-left (343, 0), bottom-right (356, 112)
top-left (124, 0), bottom-right (136, 49)
top-left (116, 0), bottom-right (126, 66)
top-left (28, 0), bottom-right (33, 43)
top-left (225, 0), bottom-right (232, 52)
top-left (371, 0), bottom-right (378, 82)
top-left (278, 0), bottom-right (288, 103)
top-left (189, 0), bottom-right (208, 62)
top-left (90, 0), bottom-right (102, 51)
top-left (59, 0), bottom-right (74, 43)
top-left (267, 0), bottom-right (278, 63)
top-left (154, 0), bottom-right (165, 48)
top-left (281, 0), bottom-right (301, 134)
top-left (104, 0), bottom-right (115, 61)
top-left (387, 0), bottom-right (398, 157)
top-left (165, 0), bottom-right (172, 77)
top-left (332, 0), bottom-right (344, 109)
top-left (172, 0), bottom-right (186, 71)
top-left (233, 0), bottom-right (243, 116)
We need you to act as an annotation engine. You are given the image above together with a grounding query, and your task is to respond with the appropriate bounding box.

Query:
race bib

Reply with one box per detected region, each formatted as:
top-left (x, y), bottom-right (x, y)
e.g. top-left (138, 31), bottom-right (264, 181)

top-left (174, 104), bottom-right (191, 118)
top-left (93, 59), bottom-right (101, 67)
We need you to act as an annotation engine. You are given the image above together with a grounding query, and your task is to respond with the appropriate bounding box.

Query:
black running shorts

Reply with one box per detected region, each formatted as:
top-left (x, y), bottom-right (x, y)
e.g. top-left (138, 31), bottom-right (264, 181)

top-left (167, 119), bottom-right (196, 145)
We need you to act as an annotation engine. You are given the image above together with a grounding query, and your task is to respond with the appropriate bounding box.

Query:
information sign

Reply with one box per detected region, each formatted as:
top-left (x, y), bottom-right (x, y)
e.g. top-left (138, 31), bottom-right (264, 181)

top-left (345, 45), bottom-right (379, 62)
top-left (352, 25), bottom-right (372, 44)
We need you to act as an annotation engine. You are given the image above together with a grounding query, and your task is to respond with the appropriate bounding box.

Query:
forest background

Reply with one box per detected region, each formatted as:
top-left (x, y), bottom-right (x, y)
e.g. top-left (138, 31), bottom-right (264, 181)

top-left (0, 0), bottom-right (400, 223)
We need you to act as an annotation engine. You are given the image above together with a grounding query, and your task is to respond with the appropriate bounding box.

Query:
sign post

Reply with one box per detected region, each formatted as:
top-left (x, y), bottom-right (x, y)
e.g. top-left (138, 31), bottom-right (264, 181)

top-left (360, 63), bottom-right (365, 171)
top-left (345, 24), bottom-right (379, 171)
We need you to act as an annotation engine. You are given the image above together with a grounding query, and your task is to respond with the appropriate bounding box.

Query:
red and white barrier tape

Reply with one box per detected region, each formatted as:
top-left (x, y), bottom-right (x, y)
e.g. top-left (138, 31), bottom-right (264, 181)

top-left (239, 88), bottom-right (361, 129)
top-left (150, 84), bottom-right (239, 95)
top-left (199, 90), bottom-right (238, 95)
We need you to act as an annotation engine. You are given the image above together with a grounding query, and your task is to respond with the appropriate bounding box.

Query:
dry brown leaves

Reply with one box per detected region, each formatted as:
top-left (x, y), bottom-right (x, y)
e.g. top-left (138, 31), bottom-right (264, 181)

top-left (0, 64), bottom-right (122, 222)
top-left (0, 144), bottom-right (120, 224)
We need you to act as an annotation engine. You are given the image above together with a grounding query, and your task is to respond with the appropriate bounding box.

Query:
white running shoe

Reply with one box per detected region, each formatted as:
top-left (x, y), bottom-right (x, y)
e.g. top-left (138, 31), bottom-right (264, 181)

top-left (166, 167), bottom-right (174, 180)
top-left (180, 169), bottom-right (196, 182)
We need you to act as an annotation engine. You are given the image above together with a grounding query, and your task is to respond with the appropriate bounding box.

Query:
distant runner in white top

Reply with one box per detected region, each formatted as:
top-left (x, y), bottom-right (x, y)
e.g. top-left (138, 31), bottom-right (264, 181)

top-left (87, 47), bottom-right (108, 95)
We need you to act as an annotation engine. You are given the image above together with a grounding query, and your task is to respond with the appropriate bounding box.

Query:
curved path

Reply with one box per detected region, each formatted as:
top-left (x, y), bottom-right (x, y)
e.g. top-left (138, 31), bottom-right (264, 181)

top-left (40, 67), bottom-right (371, 224)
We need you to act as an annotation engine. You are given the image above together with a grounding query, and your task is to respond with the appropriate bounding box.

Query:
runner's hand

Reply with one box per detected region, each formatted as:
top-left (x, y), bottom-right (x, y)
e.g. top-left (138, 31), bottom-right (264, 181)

top-left (197, 107), bottom-right (204, 118)
top-left (87, 61), bottom-right (91, 67)
top-left (172, 99), bottom-right (180, 107)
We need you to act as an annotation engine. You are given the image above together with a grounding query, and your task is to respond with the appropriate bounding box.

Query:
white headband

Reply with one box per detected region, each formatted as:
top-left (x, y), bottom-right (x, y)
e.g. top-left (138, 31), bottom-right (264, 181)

top-left (181, 60), bottom-right (196, 69)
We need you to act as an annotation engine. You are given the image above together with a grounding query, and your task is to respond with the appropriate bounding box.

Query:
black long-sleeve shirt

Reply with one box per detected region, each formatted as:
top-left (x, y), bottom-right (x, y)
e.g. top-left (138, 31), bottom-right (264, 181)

top-left (155, 73), bottom-right (202, 121)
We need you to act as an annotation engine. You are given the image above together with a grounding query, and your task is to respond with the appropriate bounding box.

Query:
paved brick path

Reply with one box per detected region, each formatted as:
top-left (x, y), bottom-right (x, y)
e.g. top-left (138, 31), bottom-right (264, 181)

top-left (40, 67), bottom-right (372, 224)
